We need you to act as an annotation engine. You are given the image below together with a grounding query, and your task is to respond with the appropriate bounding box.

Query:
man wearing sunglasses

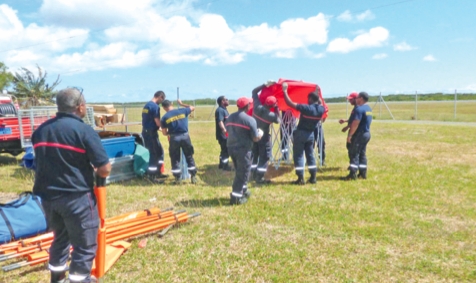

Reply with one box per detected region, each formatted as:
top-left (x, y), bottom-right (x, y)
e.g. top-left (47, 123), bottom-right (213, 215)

top-left (215, 96), bottom-right (231, 171)
top-left (32, 88), bottom-right (111, 283)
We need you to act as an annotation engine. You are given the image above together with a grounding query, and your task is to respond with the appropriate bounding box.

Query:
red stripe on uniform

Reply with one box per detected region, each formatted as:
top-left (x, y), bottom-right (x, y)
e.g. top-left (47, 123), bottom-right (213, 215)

top-left (33, 142), bottom-right (86, 154)
top-left (225, 122), bottom-right (250, 130)
top-left (253, 114), bottom-right (271, 124)
top-left (301, 115), bottom-right (321, 120)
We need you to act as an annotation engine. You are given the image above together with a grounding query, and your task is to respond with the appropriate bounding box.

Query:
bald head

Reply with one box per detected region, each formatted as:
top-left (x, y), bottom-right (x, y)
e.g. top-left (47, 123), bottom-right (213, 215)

top-left (56, 88), bottom-right (85, 113)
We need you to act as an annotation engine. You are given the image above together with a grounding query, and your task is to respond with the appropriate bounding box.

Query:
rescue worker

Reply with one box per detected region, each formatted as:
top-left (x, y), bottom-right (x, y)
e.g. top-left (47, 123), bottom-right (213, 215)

top-left (142, 90), bottom-right (168, 182)
top-left (215, 96), bottom-right (231, 171)
top-left (226, 97), bottom-right (262, 205)
top-left (32, 88), bottom-right (111, 283)
top-left (344, 91), bottom-right (373, 180)
top-left (339, 92), bottom-right (358, 159)
top-left (282, 83), bottom-right (325, 185)
top-left (250, 81), bottom-right (280, 183)
top-left (160, 99), bottom-right (198, 184)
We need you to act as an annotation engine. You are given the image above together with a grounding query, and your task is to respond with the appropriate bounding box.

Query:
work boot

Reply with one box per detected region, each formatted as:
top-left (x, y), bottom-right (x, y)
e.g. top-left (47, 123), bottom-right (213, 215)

top-left (51, 271), bottom-right (67, 283)
top-left (230, 193), bottom-right (248, 205)
top-left (244, 190), bottom-right (252, 199)
top-left (308, 172), bottom-right (317, 184)
top-left (292, 176), bottom-right (305, 185)
top-left (172, 176), bottom-right (182, 185)
top-left (191, 175), bottom-right (198, 184)
top-left (222, 164), bottom-right (233, 171)
top-left (255, 177), bottom-right (271, 184)
top-left (358, 170), bottom-right (367, 179)
top-left (155, 173), bottom-right (169, 179)
top-left (342, 171), bottom-right (357, 181)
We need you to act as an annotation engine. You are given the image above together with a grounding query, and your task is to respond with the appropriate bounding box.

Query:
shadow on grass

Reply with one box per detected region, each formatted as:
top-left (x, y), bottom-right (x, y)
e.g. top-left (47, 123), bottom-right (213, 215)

top-left (196, 164), bottom-right (234, 187)
top-left (11, 167), bottom-right (35, 180)
top-left (0, 154), bottom-right (18, 165)
top-left (318, 166), bottom-right (342, 173)
top-left (264, 165), bottom-right (294, 179)
top-left (175, 197), bottom-right (230, 208)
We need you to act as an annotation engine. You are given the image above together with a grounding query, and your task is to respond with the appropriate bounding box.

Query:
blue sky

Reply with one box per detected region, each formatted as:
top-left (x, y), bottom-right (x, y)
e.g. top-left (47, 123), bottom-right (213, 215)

top-left (0, 0), bottom-right (475, 102)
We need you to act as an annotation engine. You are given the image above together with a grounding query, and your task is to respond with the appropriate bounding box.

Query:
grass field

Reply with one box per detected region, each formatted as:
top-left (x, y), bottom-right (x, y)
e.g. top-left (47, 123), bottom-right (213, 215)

top-left (108, 100), bottom-right (476, 127)
top-left (0, 118), bottom-right (475, 282)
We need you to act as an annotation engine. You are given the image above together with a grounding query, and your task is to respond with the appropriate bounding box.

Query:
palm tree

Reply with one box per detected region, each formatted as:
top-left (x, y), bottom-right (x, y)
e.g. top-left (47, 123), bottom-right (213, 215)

top-left (0, 62), bottom-right (14, 91)
top-left (12, 65), bottom-right (61, 108)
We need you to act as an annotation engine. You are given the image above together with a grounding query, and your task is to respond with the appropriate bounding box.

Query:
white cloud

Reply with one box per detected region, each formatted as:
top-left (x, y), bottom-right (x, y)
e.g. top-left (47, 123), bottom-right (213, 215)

top-left (39, 0), bottom-right (153, 29)
top-left (356, 10), bottom-right (375, 21)
top-left (2, 1), bottom-right (331, 73)
top-left (394, 42), bottom-right (416, 51)
top-left (337, 10), bottom-right (352, 22)
top-left (327, 27), bottom-right (389, 53)
top-left (337, 10), bottom-right (374, 22)
top-left (423, 54), bottom-right (436, 61)
top-left (372, 53), bottom-right (387, 59)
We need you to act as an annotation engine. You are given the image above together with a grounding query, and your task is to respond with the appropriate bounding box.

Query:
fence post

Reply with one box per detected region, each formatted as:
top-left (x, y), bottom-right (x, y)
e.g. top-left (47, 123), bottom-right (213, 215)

top-left (379, 92), bottom-right (382, 118)
top-left (415, 91), bottom-right (418, 120)
top-left (454, 89), bottom-right (457, 119)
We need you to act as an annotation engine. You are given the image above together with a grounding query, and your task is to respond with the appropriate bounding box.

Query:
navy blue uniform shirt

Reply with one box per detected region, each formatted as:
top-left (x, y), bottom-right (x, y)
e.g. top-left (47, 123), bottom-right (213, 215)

top-left (160, 108), bottom-right (191, 134)
top-left (348, 106), bottom-right (357, 126)
top-left (226, 110), bottom-right (258, 149)
top-left (353, 104), bottom-right (373, 133)
top-left (215, 106), bottom-right (229, 140)
top-left (296, 103), bottom-right (325, 131)
top-left (142, 101), bottom-right (160, 130)
top-left (252, 92), bottom-right (280, 134)
top-left (32, 113), bottom-right (109, 200)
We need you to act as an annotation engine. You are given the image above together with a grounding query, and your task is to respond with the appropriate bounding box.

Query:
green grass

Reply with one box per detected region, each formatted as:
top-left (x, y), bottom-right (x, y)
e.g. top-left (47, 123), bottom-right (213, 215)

top-left (1, 121), bottom-right (475, 282)
top-left (109, 100), bottom-right (476, 127)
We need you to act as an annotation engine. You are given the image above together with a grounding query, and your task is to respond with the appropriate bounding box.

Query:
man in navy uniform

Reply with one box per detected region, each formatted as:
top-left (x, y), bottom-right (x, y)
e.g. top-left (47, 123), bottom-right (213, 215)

top-left (161, 99), bottom-right (198, 184)
top-left (339, 92), bottom-right (358, 160)
top-left (32, 88), bottom-right (111, 283)
top-left (344, 91), bottom-right (373, 180)
top-left (250, 81), bottom-right (280, 183)
top-left (215, 96), bottom-right (231, 171)
top-left (142, 90), bottom-right (168, 182)
top-left (226, 97), bottom-right (263, 205)
top-left (282, 83), bottom-right (325, 185)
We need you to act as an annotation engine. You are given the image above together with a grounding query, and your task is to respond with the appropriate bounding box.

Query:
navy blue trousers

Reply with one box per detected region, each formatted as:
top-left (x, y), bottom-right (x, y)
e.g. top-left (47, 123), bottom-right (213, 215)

top-left (228, 146), bottom-right (252, 197)
top-left (142, 129), bottom-right (164, 174)
top-left (217, 137), bottom-right (229, 167)
top-left (169, 133), bottom-right (196, 177)
top-left (348, 132), bottom-right (371, 174)
top-left (293, 129), bottom-right (317, 177)
top-left (251, 133), bottom-right (271, 178)
top-left (42, 192), bottom-right (98, 283)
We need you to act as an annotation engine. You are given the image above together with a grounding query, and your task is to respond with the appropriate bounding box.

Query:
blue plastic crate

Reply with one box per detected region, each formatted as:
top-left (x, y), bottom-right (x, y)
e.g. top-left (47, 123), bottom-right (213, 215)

top-left (101, 136), bottom-right (136, 158)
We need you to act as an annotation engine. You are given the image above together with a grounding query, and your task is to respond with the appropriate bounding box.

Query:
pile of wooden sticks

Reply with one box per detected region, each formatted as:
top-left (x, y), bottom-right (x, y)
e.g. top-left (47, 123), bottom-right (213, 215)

top-left (0, 207), bottom-right (200, 273)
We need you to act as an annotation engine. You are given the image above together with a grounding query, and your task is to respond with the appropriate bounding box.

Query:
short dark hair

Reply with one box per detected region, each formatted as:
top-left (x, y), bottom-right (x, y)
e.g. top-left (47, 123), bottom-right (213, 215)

top-left (308, 92), bottom-right (319, 103)
top-left (358, 91), bottom-right (369, 102)
top-left (217, 96), bottom-right (225, 105)
top-left (161, 100), bottom-right (172, 108)
top-left (154, 91), bottom-right (165, 99)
